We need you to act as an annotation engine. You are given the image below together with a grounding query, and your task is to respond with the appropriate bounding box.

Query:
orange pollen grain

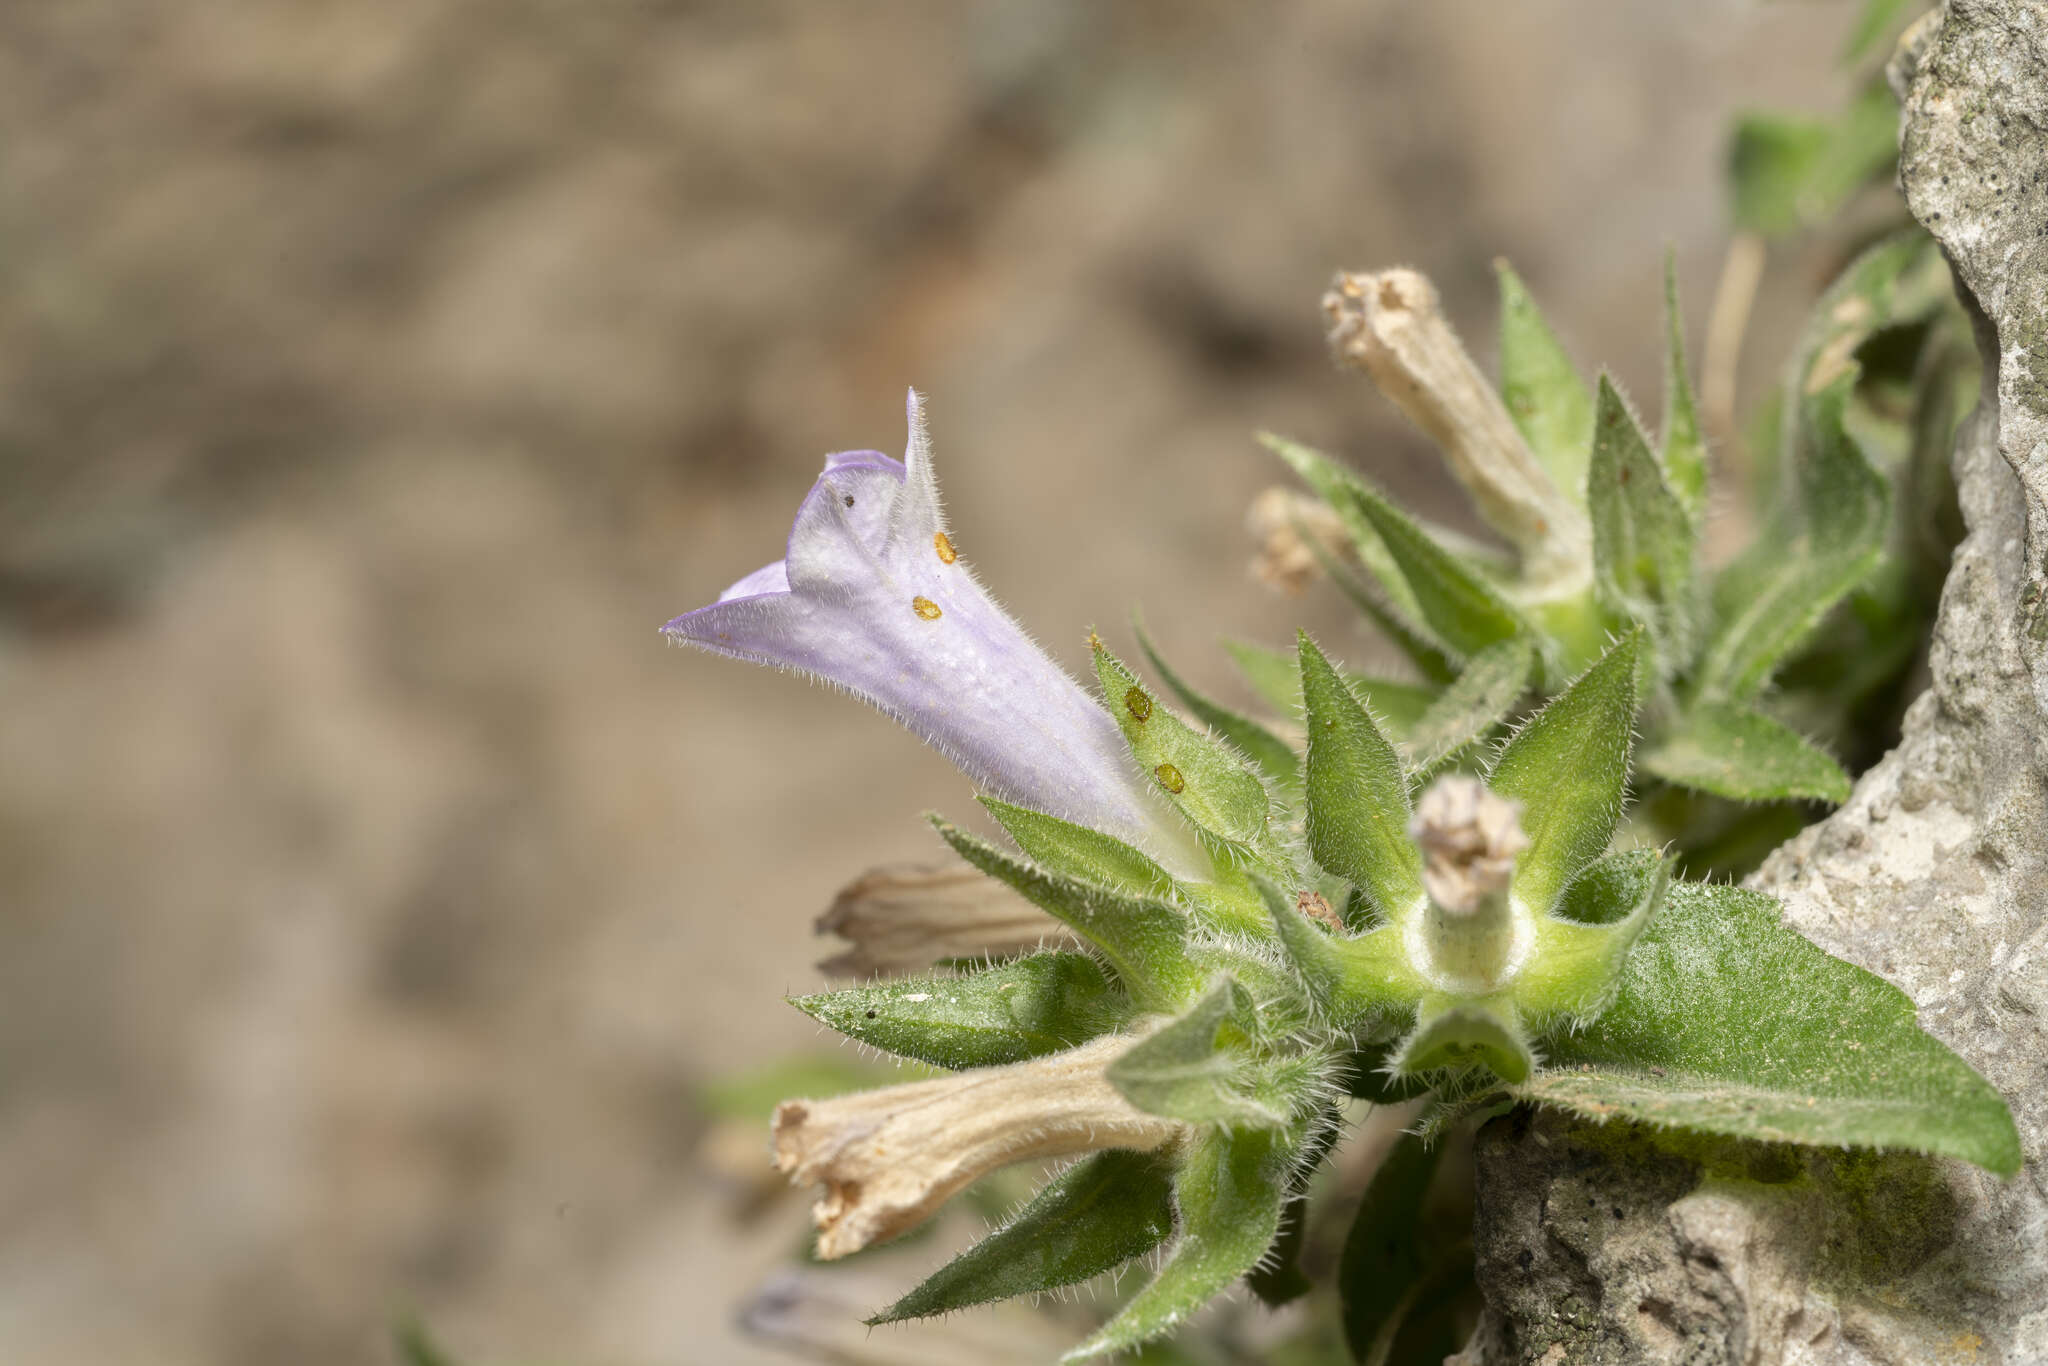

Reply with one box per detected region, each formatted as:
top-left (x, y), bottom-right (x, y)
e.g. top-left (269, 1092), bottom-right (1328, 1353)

top-left (912, 596), bottom-right (942, 621)
top-left (933, 531), bottom-right (958, 564)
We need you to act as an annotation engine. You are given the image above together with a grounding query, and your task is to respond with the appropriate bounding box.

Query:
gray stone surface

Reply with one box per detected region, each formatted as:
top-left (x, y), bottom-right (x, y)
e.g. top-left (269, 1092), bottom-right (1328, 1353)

top-left (1462, 2), bottom-right (2048, 1361)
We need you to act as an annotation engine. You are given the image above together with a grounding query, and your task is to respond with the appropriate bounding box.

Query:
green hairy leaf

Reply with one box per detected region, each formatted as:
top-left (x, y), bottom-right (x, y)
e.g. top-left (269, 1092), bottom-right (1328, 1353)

top-left (1064, 1129), bottom-right (1291, 1362)
top-left (1339, 1129), bottom-right (1451, 1366)
top-left (1515, 852), bottom-right (1668, 1029)
top-left (1486, 630), bottom-right (1641, 915)
top-left (1495, 259), bottom-right (1595, 499)
top-left (1405, 637), bottom-right (1532, 776)
top-left (1523, 881), bottom-right (2021, 1174)
top-left (1298, 633), bottom-right (1424, 918)
top-left (980, 797), bottom-right (1180, 898)
top-left (790, 952), bottom-right (1135, 1070)
top-left (1107, 978), bottom-right (1287, 1129)
top-left (1094, 640), bottom-right (1274, 852)
top-left (1253, 875), bottom-right (1421, 1028)
top-left (1339, 476), bottom-right (1531, 661)
top-left (871, 1149), bottom-right (1176, 1324)
top-left (1392, 1001), bottom-right (1534, 1083)
top-left (1642, 701), bottom-right (1851, 804)
top-left (1587, 378), bottom-right (1698, 666)
top-left (932, 818), bottom-right (1200, 1010)
top-left (1135, 619), bottom-right (1298, 788)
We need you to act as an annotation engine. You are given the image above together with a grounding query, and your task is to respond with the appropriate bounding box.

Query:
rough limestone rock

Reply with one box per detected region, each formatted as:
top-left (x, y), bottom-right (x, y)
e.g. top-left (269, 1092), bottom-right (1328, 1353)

top-left (1459, 2), bottom-right (2048, 1361)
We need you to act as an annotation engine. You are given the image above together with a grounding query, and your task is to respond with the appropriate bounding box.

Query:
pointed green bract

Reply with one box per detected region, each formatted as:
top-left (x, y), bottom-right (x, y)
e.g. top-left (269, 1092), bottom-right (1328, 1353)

top-left (1093, 641), bottom-right (1273, 854)
top-left (1496, 259), bottom-right (1595, 499)
top-left (1515, 854), bottom-right (1668, 1029)
top-left (1405, 638), bottom-right (1532, 776)
top-left (1135, 619), bottom-right (1298, 788)
top-left (1107, 978), bottom-right (1287, 1130)
top-left (791, 953), bottom-right (1135, 1071)
top-left (1343, 478), bottom-right (1531, 660)
top-left (1642, 701), bottom-right (1851, 804)
top-left (932, 818), bottom-right (1200, 1010)
top-left (870, 1149), bottom-right (1176, 1324)
top-left (1063, 1128), bottom-right (1291, 1362)
top-left (1298, 634), bottom-right (1424, 918)
top-left (1339, 1128), bottom-right (1449, 1366)
top-left (1486, 630), bottom-right (1641, 915)
top-left (1392, 1001), bottom-right (1534, 1084)
top-left (980, 797), bottom-right (1180, 898)
top-left (1587, 377), bottom-right (1698, 667)
top-left (1223, 638), bottom-right (1306, 716)
top-left (1253, 875), bottom-right (1420, 1028)
top-left (1523, 881), bottom-right (2021, 1175)
top-left (1661, 251), bottom-right (1709, 512)
top-left (1262, 432), bottom-right (1429, 625)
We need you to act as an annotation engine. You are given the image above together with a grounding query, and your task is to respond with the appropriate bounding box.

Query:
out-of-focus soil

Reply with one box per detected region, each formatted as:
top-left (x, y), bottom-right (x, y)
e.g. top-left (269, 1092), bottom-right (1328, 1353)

top-left (0, 4), bottom-right (1876, 1363)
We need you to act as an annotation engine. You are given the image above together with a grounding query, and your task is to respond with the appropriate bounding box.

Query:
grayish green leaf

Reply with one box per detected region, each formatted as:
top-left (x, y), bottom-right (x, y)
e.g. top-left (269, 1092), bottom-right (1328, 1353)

top-left (1262, 432), bottom-right (1429, 625)
top-left (1299, 633), bottom-right (1424, 918)
top-left (932, 818), bottom-right (1200, 1011)
top-left (1495, 259), bottom-right (1594, 499)
top-left (1340, 476), bottom-right (1531, 660)
top-left (1134, 619), bottom-right (1298, 788)
top-left (790, 953), bottom-right (1135, 1070)
top-left (1063, 1129), bottom-right (1291, 1362)
top-left (870, 1149), bottom-right (1175, 1324)
top-left (1486, 630), bottom-right (1642, 916)
top-left (1523, 881), bottom-right (2021, 1175)
top-left (1642, 701), bottom-right (1851, 804)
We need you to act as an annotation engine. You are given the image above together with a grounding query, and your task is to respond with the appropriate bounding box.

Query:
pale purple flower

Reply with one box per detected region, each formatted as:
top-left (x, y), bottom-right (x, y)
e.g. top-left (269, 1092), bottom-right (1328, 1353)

top-left (665, 391), bottom-right (1203, 874)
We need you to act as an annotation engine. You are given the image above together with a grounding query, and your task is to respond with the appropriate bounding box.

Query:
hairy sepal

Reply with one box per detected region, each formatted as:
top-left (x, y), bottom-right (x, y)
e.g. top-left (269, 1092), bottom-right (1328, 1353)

top-left (1134, 619), bottom-right (1298, 788)
top-left (1587, 377), bottom-right (1699, 672)
top-left (1298, 633), bottom-right (1425, 918)
top-left (1495, 259), bottom-right (1594, 500)
top-left (1107, 978), bottom-right (1289, 1131)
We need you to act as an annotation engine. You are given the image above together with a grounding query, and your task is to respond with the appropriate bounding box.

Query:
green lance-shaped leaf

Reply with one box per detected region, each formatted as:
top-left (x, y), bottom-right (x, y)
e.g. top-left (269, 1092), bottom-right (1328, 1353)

top-left (1522, 881), bottom-right (2021, 1175)
top-left (1661, 250), bottom-right (1709, 513)
top-left (1063, 1127), bottom-right (1292, 1362)
top-left (791, 952), bottom-right (1136, 1071)
top-left (1587, 377), bottom-right (1699, 666)
top-left (1252, 875), bottom-right (1424, 1029)
top-left (1223, 638), bottom-right (1306, 716)
top-left (870, 1148), bottom-right (1176, 1324)
top-left (1642, 701), bottom-right (1851, 804)
top-left (1405, 637), bottom-right (1532, 777)
top-left (1390, 999), bottom-right (1535, 1084)
top-left (1697, 380), bottom-right (1887, 702)
top-left (1094, 640), bottom-right (1273, 854)
top-left (980, 797), bottom-right (1180, 898)
top-left (1298, 633), bottom-right (1425, 918)
top-left (1696, 235), bottom-right (1937, 702)
top-left (1339, 1128), bottom-right (1450, 1366)
top-left (1486, 629), bottom-right (1642, 916)
top-left (1134, 618), bottom-right (1298, 788)
top-left (932, 818), bottom-right (1201, 1011)
top-left (1495, 259), bottom-right (1595, 500)
top-left (1513, 851), bottom-right (1668, 1030)
top-left (1107, 978), bottom-right (1287, 1130)
top-left (1339, 476), bottom-right (1531, 661)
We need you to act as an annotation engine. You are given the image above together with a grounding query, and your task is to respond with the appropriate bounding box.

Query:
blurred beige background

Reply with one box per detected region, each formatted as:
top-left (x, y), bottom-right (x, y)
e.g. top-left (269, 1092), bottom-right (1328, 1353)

top-left (0, 3), bottom-right (1883, 1363)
